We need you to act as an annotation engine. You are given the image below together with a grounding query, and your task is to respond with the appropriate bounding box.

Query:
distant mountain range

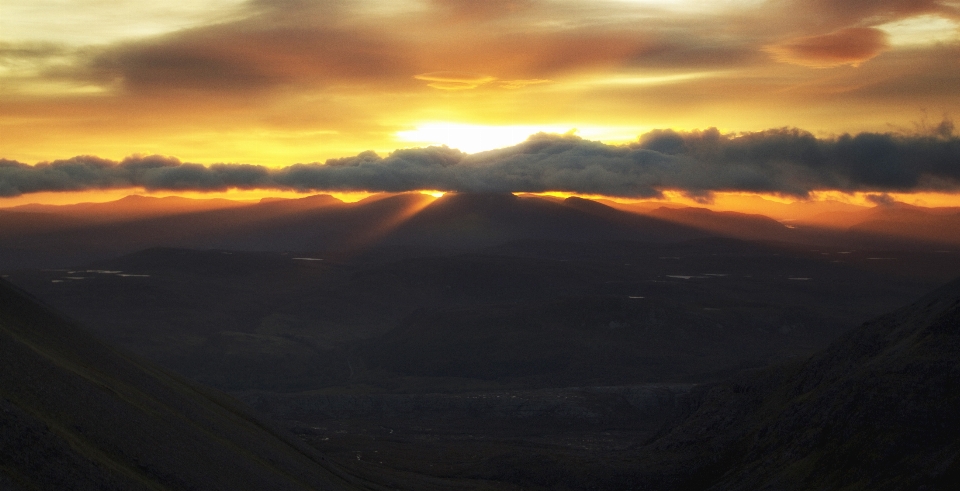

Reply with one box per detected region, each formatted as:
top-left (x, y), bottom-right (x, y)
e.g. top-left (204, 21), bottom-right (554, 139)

top-left (3, 192), bottom-right (959, 271)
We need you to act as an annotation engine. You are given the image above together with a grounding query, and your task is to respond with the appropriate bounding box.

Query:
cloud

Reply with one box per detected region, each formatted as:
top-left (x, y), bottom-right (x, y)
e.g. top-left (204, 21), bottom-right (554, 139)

top-left (5, 0), bottom-right (956, 101)
top-left (22, 0), bottom-right (755, 96)
top-left (68, 5), bottom-right (421, 94)
top-left (766, 0), bottom-right (951, 34)
top-left (414, 72), bottom-right (496, 90)
top-left (866, 193), bottom-right (898, 205)
top-left (766, 27), bottom-right (890, 67)
top-left (3, 126), bottom-right (959, 198)
top-left (429, 0), bottom-right (535, 22)
top-left (498, 78), bottom-right (550, 89)
top-left (798, 0), bottom-right (948, 25)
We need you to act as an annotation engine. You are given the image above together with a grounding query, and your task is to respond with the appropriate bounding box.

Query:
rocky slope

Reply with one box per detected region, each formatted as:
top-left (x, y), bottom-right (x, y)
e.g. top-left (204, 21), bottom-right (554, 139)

top-left (624, 275), bottom-right (960, 490)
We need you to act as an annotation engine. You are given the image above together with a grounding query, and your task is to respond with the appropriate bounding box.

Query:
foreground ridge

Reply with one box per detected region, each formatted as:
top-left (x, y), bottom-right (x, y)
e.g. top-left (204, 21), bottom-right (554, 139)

top-left (0, 278), bottom-right (377, 491)
top-left (632, 276), bottom-right (960, 490)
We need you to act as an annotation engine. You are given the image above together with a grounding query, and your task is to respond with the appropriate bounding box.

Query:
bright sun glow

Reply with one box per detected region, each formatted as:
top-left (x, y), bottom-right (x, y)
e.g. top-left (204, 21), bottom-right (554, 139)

top-left (396, 123), bottom-right (648, 153)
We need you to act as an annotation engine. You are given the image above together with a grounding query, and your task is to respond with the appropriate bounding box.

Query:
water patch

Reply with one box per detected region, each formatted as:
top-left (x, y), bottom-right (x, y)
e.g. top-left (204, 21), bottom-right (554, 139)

top-left (117, 274), bottom-right (151, 277)
top-left (292, 257), bottom-right (324, 261)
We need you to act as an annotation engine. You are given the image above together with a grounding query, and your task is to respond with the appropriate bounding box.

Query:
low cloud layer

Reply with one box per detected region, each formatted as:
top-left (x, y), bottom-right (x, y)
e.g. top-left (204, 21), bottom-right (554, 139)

top-left (2, 127), bottom-right (959, 199)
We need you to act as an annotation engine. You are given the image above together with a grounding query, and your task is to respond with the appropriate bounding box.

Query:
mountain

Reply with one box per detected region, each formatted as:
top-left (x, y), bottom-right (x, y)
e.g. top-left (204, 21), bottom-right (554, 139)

top-left (0, 193), bottom-right (708, 270)
top-left (0, 193), bottom-right (351, 269)
top-left (6, 195), bottom-right (250, 223)
top-left (796, 201), bottom-right (960, 245)
top-left (847, 204), bottom-right (960, 246)
top-left (625, 275), bottom-right (960, 490)
top-left (642, 206), bottom-right (796, 241)
top-left (384, 193), bottom-right (707, 248)
top-left (7, 192), bottom-right (960, 272)
top-left (0, 278), bottom-right (374, 490)
top-left (603, 197), bottom-right (868, 224)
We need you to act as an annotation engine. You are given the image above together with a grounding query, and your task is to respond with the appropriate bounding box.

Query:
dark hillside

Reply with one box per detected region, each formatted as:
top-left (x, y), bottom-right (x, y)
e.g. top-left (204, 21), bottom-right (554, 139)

top-left (627, 275), bottom-right (960, 490)
top-left (0, 279), bottom-right (372, 491)
top-left (386, 193), bottom-right (706, 248)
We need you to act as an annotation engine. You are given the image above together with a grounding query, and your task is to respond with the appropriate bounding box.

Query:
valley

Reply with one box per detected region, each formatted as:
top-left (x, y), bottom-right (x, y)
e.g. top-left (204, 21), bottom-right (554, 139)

top-left (3, 193), bottom-right (960, 489)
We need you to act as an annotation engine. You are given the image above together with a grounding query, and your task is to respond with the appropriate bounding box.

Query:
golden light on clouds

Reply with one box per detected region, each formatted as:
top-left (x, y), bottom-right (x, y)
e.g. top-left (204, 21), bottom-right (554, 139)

top-left (878, 15), bottom-right (960, 47)
top-left (414, 72), bottom-right (497, 90)
top-left (0, 0), bottom-right (248, 45)
top-left (497, 79), bottom-right (551, 89)
top-left (1, 0), bottom-right (958, 205)
top-left (766, 27), bottom-right (890, 68)
top-left (395, 123), bottom-right (648, 153)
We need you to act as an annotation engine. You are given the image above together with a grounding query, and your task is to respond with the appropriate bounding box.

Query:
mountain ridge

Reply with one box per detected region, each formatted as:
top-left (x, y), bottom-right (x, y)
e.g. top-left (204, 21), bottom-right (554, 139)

top-left (627, 275), bottom-right (960, 490)
top-left (0, 278), bottom-right (375, 490)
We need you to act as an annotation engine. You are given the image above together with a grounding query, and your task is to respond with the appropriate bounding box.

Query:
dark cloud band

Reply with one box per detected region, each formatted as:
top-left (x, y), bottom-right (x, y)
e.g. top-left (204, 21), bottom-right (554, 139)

top-left (2, 127), bottom-right (958, 198)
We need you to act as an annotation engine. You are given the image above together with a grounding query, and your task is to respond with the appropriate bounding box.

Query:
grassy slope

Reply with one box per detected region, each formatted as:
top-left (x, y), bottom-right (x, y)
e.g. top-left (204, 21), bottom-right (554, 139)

top-left (0, 278), bottom-right (381, 491)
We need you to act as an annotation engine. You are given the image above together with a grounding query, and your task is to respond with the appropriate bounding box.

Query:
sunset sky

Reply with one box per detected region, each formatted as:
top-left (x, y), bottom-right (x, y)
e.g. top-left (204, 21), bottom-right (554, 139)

top-left (1, 0), bottom-right (959, 205)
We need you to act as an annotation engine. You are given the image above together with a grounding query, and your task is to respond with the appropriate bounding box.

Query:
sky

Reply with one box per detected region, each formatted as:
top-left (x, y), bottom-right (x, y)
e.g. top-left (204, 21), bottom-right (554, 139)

top-left (1, 0), bottom-right (959, 204)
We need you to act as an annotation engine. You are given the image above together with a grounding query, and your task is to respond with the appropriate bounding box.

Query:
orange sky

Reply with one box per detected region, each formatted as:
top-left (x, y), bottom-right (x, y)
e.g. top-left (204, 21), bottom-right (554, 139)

top-left (2, 0), bottom-right (959, 207)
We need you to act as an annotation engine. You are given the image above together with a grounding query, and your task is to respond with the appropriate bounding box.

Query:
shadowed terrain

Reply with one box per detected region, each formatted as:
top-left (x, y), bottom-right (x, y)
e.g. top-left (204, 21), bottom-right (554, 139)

top-left (4, 193), bottom-right (960, 489)
top-left (7, 238), bottom-right (956, 394)
top-left (5, 192), bottom-right (960, 272)
top-left (0, 279), bottom-right (372, 491)
top-left (614, 274), bottom-right (960, 490)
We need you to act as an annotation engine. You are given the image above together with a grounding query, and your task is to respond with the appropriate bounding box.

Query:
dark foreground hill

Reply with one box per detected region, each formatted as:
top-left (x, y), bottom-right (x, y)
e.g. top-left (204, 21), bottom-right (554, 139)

top-left (0, 279), bottom-right (374, 491)
top-left (620, 275), bottom-right (960, 490)
top-left (3, 258), bottom-right (959, 490)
